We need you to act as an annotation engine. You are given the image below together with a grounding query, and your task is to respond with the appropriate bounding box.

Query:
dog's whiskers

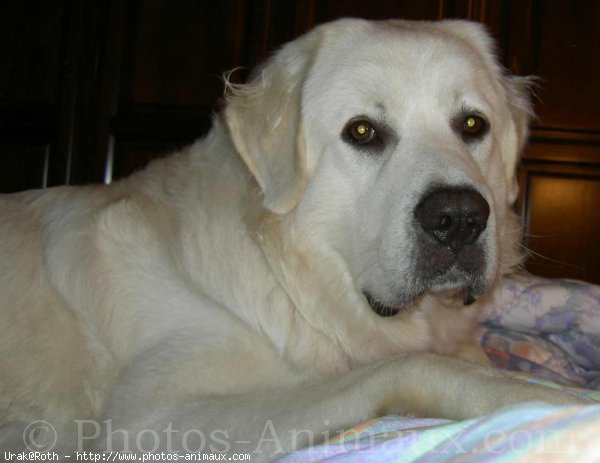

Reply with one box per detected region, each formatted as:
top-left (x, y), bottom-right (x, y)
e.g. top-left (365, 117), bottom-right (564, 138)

top-left (517, 241), bottom-right (583, 270)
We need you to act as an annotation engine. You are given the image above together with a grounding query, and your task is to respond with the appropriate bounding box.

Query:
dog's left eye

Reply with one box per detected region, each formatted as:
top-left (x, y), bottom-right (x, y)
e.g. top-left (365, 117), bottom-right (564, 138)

top-left (461, 115), bottom-right (488, 140)
top-left (345, 120), bottom-right (377, 145)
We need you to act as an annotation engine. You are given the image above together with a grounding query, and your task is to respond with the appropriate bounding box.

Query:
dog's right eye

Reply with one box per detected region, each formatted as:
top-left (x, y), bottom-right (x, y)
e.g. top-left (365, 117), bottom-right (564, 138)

top-left (348, 121), bottom-right (376, 144)
top-left (342, 119), bottom-right (383, 150)
top-left (341, 117), bottom-right (391, 153)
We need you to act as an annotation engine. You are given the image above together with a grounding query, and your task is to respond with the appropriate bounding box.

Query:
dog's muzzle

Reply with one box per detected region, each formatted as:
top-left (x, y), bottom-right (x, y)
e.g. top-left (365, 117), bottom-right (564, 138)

top-left (414, 186), bottom-right (490, 305)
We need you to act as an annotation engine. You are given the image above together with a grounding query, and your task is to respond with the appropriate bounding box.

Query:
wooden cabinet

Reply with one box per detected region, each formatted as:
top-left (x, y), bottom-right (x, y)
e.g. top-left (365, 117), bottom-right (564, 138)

top-left (505, 0), bottom-right (600, 283)
top-left (1, 0), bottom-right (599, 283)
top-left (0, 0), bottom-right (76, 190)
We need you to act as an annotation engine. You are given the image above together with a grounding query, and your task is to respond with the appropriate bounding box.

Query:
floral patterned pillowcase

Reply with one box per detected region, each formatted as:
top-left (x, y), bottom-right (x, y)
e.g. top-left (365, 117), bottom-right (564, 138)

top-left (479, 274), bottom-right (600, 392)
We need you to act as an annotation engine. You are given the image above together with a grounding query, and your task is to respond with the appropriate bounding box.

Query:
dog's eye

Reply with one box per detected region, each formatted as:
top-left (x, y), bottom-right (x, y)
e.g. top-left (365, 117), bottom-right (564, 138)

top-left (461, 115), bottom-right (488, 140)
top-left (342, 117), bottom-right (389, 153)
top-left (346, 120), bottom-right (377, 145)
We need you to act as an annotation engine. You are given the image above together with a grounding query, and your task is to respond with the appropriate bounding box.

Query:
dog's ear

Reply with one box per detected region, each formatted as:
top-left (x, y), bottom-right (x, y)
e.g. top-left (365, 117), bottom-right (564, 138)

top-left (439, 20), bottom-right (534, 203)
top-left (224, 31), bottom-right (321, 215)
top-left (502, 75), bottom-right (535, 203)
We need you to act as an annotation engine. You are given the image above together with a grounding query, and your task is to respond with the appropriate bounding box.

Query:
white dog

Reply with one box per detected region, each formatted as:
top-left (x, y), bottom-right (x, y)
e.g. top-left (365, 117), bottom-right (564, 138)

top-left (0, 18), bottom-right (583, 460)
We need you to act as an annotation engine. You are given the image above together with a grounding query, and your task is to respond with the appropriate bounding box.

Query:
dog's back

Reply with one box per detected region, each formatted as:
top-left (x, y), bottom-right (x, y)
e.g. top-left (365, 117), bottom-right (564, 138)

top-left (0, 189), bottom-right (101, 449)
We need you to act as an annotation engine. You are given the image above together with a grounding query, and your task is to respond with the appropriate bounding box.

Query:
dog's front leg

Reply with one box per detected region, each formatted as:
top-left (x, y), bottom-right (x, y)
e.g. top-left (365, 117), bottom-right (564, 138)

top-left (91, 368), bottom-right (387, 461)
top-left (93, 352), bottom-right (586, 461)
top-left (369, 352), bottom-right (588, 419)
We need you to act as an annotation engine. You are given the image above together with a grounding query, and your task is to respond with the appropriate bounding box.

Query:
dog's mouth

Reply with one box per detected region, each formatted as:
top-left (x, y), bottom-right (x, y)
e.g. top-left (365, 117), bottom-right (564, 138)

top-left (364, 285), bottom-right (479, 318)
top-left (364, 292), bottom-right (402, 317)
top-left (461, 286), bottom-right (478, 305)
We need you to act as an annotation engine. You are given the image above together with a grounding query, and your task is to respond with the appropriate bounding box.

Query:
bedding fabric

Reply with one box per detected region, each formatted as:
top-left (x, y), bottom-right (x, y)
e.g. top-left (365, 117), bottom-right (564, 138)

top-left (278, 276), bottom-right (600, 462)
top-left (480, 274), bottom-right (600, 389)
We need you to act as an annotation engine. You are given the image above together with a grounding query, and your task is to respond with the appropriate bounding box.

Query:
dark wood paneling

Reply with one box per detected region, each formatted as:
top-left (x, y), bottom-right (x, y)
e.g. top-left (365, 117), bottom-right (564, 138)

top-left (314, 0), bottom-right (444, 22)
top-left (0, 1), bottom-right (66, 105)
top-left (499, 0), bottom-right (600, 282)
top-left (112, 140), bottom-right (188, 180)
top-left (522, 167), bottom-right (600, 284)
top-left (0, 0), bottom-right (93, 188)
top-left (101, 0), bottom-right (248, 183)
top-left (501, 0), bottom-right (535, 75)
top-left (0, 143), bottom-right (49, 193)
top-left (531, 0), bottom-right (600, 133)
top-left (126, 0), bottom-right (246, 107)
top-left (0, 0), bottom-right (72, 189)
top-left (244, 0), bottom-right (298, 66)
top-left (526, 136), bottom-right (600, 165)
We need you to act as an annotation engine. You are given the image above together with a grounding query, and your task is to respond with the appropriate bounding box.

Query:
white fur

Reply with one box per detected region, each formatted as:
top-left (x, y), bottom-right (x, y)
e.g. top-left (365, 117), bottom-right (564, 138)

top-left (0, 19), bottom-right (584, 459)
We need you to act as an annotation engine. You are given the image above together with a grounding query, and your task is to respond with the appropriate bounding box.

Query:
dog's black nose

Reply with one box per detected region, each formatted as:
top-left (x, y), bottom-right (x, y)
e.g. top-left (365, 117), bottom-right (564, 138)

top-left (415, 187), bottom-right (490, 253)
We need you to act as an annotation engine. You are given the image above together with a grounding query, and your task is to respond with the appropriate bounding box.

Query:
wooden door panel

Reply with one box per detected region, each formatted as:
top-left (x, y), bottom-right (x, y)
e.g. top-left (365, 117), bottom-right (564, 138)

top-left (316, 0), bottom-right (443, 22)
top-left (524, 171), bottom-right (600, 283)
top-left (532, 0), bottom-right (600, 132)
top-left (127, 0), bottom-right (246, 107)
top-left (0, 143), bottom-right (49, 193)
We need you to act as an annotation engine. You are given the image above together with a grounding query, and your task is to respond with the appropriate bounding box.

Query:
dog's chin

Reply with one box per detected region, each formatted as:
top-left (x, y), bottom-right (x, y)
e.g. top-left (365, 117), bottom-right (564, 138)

top-left (427, 274), bottom-right (488, 306)
top-left (428, 285), bottom-right (481, 305)
top-left (364, 281), bottom-right (484, 317)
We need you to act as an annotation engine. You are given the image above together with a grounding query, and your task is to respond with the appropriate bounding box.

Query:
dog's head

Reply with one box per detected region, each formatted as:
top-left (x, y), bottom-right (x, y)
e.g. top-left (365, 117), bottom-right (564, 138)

top-left (225, 19), bottom-right (531, 355)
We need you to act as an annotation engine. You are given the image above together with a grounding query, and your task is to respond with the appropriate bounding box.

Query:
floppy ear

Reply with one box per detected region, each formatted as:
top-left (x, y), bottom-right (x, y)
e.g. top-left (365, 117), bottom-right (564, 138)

top-left (224, 31), bottom-right (321, 215)
top-left (502, 75), bottom-right (535, 203)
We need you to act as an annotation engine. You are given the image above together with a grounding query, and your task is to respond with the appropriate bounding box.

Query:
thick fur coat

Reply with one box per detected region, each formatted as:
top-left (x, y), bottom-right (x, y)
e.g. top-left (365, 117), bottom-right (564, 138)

top-left (0, 19), bottom-right (583, 460)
